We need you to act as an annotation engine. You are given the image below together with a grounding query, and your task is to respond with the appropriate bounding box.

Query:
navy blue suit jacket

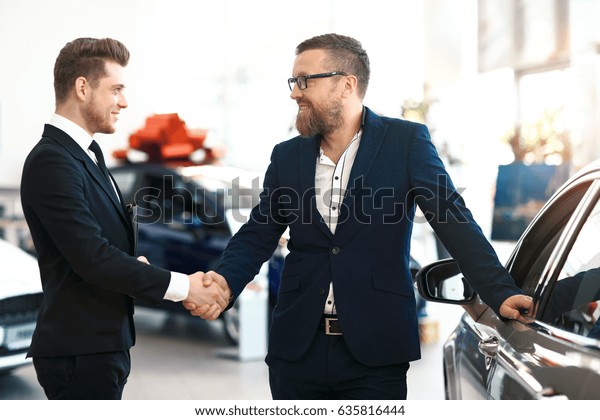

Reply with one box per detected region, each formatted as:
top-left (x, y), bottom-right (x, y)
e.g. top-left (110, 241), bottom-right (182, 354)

top-left (21, 124), bottom-right (171, 358)
top-left (217, 107), bottom-right (522, 367)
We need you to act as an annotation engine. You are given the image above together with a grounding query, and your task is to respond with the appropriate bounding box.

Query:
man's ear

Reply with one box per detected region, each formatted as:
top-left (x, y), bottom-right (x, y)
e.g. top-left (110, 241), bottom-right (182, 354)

top-left (342, 75), bottom-right (358, 98)
top-left (74, 76), bottom-right (89, 102)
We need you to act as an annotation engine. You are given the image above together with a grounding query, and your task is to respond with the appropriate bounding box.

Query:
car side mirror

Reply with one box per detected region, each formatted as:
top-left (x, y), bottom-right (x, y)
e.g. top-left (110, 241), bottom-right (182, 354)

top-left (416, 259), bottom-right (477, 304)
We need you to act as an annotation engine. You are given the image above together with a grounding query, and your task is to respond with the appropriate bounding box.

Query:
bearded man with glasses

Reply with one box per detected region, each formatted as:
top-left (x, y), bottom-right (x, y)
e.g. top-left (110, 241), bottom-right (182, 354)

top-left (186, 33), bottom-right (532, 400)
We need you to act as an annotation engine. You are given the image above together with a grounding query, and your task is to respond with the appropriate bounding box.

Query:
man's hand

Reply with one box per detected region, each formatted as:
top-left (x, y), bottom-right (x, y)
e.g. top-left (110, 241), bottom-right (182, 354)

top-left (499, 294), bottom-right (534, 323)
top-left (183, 271), bottom-right (231, 320)
top-left (137, 256), bottom-right (149, 264)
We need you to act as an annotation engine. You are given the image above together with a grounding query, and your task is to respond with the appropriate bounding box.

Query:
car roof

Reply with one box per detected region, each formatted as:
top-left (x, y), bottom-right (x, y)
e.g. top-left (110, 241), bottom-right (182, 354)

top-left (567, 159), bottom-right (600, 181)
top-left (177, 164), bottom-right (259, 178)
top-left (111, 163), bottom-right (261, 188)
top-left (540, 159), bottom-right (600, 205)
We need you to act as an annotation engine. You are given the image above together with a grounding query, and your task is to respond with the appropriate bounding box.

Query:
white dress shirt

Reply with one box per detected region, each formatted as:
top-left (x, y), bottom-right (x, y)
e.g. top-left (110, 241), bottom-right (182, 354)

top-left (315, 130), bottom-right (362, 314)
top-left (48, 114), bottom-right (189, 302)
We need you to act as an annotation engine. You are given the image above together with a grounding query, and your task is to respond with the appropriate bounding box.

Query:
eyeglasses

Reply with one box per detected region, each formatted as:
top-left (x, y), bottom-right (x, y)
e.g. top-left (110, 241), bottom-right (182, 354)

top-left (287, 71), bottom-right (348, 91)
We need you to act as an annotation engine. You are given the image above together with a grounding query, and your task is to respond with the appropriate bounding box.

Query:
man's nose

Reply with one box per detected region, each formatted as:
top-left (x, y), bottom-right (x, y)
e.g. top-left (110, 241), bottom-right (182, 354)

top-left (290, 84), bottom-right (302, 100)
top-left (119, 94), bottom-right (128, 109)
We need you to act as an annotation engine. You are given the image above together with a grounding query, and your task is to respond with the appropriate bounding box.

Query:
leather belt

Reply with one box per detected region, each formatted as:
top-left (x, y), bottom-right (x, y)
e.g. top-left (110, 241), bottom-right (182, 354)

top-left (320, 316), bottom-right (342, 336)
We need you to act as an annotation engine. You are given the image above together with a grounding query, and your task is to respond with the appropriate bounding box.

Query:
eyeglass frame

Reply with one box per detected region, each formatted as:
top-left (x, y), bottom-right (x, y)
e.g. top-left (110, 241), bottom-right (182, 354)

top-left (287, 71), bottom-right (348, 91)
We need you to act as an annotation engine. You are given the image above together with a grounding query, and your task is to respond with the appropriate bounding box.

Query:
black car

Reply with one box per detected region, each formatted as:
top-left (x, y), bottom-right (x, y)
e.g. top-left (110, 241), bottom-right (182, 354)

top-left (111, 162), bottom-right (275, 344)
top-left (416, 159), bottom-right (600, 399)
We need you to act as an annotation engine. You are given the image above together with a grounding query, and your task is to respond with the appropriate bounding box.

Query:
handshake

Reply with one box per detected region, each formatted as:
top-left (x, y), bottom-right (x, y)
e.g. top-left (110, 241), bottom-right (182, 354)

top-left (184, 271), bottom-right (232, 320)
top-left (137, 256), bottom-right (231, 320)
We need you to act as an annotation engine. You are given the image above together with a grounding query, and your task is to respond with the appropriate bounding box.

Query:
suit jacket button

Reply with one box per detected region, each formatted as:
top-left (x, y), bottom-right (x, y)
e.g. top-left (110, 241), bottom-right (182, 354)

top-left (331, 247), bottom-right (340, 255)
top-left (319, 288), bottom-right (326, 295)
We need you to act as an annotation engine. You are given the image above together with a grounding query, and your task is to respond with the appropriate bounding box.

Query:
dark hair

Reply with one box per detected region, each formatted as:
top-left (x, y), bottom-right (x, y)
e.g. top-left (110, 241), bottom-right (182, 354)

top-left (296, 33), bottom-right (370, 99)
top-left (53, 37), bottom-right (130, 105)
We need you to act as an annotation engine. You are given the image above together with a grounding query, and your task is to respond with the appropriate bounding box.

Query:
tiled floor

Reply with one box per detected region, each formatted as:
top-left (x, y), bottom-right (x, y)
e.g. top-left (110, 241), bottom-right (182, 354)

top-left (123, 302), bottom-right (465, 400)
top-left (126, 305), bottom-right (464, 400)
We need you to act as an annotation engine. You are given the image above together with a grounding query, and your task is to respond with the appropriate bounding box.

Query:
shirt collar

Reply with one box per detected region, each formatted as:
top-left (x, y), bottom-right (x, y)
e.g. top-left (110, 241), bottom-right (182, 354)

top-left (49, 113), bottom-right (95, 152)
top-left (317, 129), bottom-right (363, 164)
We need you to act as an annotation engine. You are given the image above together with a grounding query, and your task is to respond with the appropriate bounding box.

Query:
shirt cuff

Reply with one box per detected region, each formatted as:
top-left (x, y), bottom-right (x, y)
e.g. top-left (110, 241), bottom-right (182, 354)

top-left (164, 272), bottom-right (189, 302)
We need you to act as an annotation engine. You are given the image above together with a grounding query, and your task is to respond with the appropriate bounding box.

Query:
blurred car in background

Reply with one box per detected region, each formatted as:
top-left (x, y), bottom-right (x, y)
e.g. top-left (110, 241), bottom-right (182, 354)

top-left (416, 159), bottom-right (600, 399)
top-left (0, 238), bottom-right (43, 374)
top-left (111, 162), bottom-right (278, 344)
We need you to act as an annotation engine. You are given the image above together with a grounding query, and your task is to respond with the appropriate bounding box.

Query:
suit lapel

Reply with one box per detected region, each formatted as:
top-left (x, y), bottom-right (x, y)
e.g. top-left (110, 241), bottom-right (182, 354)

top-left (346, 108), bottom-right (385, 190)
top-left (299, 136), bottom-right (333, 239)
top-left (43, 125), bottom-right (131, 230)
top-left (338, 109), bottom-right (386, 232)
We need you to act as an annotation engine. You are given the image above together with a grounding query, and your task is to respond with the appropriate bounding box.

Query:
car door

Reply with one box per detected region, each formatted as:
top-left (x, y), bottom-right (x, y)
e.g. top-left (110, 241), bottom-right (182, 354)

top-left (445, 174), bottom-right (596, 399)
top-left (486, 176), bottom-right (600, 399)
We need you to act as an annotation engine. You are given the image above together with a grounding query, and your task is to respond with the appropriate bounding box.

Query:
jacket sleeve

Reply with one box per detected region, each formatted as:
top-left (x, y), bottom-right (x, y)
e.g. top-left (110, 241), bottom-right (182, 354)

top-left (216, 144), bottom-right (288, 300)
top-left (406, 123), bottom-right (523, 315)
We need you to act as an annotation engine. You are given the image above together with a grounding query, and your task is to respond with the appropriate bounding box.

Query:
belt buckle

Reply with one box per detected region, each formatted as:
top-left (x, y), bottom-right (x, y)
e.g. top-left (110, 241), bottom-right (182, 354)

top-left (325, 318), bottom-right (342, 336)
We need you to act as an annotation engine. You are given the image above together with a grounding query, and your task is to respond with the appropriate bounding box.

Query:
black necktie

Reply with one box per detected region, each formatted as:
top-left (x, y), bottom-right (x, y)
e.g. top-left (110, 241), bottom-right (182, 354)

top-left (89, 140), bottom-right (112, 183)
top-left (89, 140), bottom-right (125, 209)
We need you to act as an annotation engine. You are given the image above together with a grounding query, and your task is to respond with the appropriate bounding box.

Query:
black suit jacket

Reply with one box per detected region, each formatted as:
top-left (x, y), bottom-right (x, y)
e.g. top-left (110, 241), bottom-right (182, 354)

top-left (21, 124), bottom-right (171, 358)
top-left (217, 107), bottom-right (523, 367)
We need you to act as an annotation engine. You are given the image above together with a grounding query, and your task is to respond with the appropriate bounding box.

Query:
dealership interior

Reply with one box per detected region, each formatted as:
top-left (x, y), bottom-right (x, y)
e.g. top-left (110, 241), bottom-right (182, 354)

top-left (1, 0), bottom-right (600, 402)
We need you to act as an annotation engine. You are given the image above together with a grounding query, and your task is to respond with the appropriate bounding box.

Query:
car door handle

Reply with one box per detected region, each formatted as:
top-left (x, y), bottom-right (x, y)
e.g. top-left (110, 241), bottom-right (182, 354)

top-left (478, 335), bottom-right (499, 357)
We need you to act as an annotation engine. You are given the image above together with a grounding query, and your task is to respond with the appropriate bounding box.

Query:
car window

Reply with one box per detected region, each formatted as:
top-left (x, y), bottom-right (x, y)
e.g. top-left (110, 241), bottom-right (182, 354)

top-left (540, 189), bottom-right (600, 338)
top-left (140, 174), bottom-right (196, 223)
top-left (193, 189), bottom-right (225, 225)
top-left (517, 229), bottom-right (565, 295)
top-left (508, 181), bottom-right (593, 295)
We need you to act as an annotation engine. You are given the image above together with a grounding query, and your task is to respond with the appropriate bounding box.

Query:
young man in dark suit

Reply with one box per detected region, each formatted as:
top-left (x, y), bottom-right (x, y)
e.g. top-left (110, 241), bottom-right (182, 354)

top-left (184, 33), bottom-right (533, 399)
top-left (21, 37), bottom-right (230, 400)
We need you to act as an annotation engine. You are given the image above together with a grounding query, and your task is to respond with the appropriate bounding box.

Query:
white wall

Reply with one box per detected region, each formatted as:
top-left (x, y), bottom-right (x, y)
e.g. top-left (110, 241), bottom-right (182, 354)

top-left (0, 0), bottom-right (425, 186)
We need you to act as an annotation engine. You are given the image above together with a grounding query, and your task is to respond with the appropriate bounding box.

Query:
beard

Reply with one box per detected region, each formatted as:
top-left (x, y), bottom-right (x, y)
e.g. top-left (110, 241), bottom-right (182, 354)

top-left (295, 96), bottom-right (344, 137)
top-left (83, 93), bottom-right (115, 135)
